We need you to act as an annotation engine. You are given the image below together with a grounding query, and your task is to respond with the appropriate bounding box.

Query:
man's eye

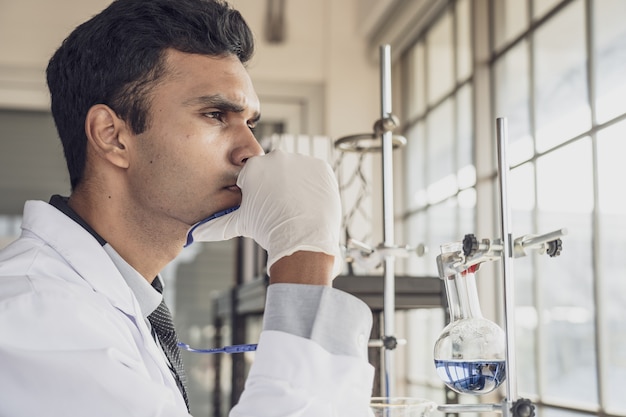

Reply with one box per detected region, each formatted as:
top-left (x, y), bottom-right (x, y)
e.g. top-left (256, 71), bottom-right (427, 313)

top-left (204, 111), bottom-right (225, 122)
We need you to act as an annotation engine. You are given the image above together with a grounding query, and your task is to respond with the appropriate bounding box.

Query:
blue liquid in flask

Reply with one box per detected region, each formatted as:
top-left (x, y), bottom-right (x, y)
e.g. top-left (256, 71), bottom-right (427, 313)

top-left (434, 359), bottom-right (506, 394)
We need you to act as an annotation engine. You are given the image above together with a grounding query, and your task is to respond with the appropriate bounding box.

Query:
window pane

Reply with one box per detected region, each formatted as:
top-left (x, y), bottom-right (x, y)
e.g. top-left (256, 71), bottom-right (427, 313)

top-left (406, 121), bottom-right (426, 211)
top-left (536, 141), bottom-right (593, 214)
top-left (426, 99), bottom-right (456, 203)
top-left (536, 140), bottom-right (598, 406)
top-left (533, 0), bottom-right (590, 153)
top-left (427, 11), bottom-right (454, 105)
top-left (541, 407), bottom-right (597, 417)
top-left (533, 0), bottom-right (561, 20)
top-left (596, 121), bottom-right (626, 414)
top-left (407, 42), bottom-right (427, 120)
top-left (510, 162), bottom-right (535, 213)
top-left (458, 188), bottom-right (475, 235)
top-left (493, 0), bottom-right (528, 51)
top-left (406, 309), bottom-right (446, 407)
top-left (593, 0), bottom-right (626, 124)
top-left (457, 84), bottom-right (474, 189)
top-left (406, 210), bottom-right (429, 275)
top-left (510, 163), bottom-right (537, 396)
top-left (427, 202), bottom-right (457, 276)
top-left (406, 309), bottom-right (445, 385)
top-left (494, 40), bottom-right (533, 165)
top-left (456, 0), bottom-right (472, 81)
top-left (424, 203), bottom-right (457, 278)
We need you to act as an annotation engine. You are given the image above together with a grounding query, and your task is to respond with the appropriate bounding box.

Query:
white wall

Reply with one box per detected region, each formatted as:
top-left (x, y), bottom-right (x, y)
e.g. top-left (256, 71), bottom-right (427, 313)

top-left (0, 0), bottom-right (381, 140)
top-left (230, 0), bottom-right (381, 139)
top-left (0, 0), bottom-right (110, 109)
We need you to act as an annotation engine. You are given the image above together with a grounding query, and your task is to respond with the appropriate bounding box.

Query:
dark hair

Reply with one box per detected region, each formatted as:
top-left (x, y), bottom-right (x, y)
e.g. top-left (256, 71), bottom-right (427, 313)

top-left (46, 0), bottom-right (254, 189)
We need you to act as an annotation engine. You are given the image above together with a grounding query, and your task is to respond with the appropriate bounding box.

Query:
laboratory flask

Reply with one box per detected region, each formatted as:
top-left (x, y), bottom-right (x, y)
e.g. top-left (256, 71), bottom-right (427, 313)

top-left (433, 266), bottom-right (506, 395)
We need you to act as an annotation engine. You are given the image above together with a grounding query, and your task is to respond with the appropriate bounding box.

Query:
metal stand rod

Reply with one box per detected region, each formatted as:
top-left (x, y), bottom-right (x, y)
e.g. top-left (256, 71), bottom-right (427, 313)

top-left (496, 117), bottom-right (518, 416)
top-left (438, 403), bottom-right (503, 414)
top-left (380, 44), bottom-right (396, 397)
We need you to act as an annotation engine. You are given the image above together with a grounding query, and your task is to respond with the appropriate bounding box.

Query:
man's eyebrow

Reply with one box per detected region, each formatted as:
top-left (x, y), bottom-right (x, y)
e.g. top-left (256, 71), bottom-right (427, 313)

top-left (183, 94), bottom-right (244, 112)
top-left (183, 94), bottom-right (260, 122)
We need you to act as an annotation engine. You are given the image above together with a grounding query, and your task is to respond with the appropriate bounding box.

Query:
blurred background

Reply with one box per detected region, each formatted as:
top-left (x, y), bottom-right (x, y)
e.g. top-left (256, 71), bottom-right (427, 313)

top-left (1, 1), bottom-right (626, 417)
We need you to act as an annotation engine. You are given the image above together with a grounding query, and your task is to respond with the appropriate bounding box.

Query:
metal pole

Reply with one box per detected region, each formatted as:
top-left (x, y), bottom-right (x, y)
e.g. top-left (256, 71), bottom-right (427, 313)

top-left (380, 44), bottom-right (396, 397)
top-left (496, 117), bottom-right (518, 416)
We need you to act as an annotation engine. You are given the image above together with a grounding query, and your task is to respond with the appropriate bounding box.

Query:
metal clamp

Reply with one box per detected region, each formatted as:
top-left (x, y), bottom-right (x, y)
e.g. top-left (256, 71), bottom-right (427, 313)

top-left (437, 228), bottom-right (567, 278)
top-left (368, 336), bottom-right (407, 350)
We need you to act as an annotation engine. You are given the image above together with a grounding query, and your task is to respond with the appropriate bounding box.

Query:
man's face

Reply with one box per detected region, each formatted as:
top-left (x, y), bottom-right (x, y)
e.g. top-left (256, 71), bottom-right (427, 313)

top-left (127, 49), bottom-right (264, 228)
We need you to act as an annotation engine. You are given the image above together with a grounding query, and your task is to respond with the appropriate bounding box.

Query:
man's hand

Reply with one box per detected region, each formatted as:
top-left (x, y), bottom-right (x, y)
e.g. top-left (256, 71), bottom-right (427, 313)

top-left (188, 150), bottom-right (343, 282)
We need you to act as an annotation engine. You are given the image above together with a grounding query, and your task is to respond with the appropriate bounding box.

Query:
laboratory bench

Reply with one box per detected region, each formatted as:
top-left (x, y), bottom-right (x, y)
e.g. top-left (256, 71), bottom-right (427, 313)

top-left (209, 272), bottom-right (446, 416)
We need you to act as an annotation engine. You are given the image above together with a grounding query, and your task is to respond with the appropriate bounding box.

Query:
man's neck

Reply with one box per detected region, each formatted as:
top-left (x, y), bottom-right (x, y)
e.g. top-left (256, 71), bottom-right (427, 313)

top-left (67, 190), bottom-right (185, 283)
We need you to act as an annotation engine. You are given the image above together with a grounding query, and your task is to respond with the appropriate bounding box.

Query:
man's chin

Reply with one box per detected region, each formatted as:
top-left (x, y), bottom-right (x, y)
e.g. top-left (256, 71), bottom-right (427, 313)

top-left (196, 205), bottom-right (239, 224)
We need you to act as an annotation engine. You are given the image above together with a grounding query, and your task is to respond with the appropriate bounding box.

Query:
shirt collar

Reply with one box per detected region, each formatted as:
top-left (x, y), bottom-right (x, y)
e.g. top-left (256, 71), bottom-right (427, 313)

top-left (48, 194), bottom-right (162, 318)
top-left (102, 243), bottom-right (162, 317)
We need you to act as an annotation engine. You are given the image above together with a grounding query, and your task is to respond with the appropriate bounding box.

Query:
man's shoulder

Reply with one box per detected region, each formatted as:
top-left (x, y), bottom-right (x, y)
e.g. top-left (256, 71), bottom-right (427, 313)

top-left (0, 231), bottom-right (61, 272)
top-left (0, 233), bottom-right (83, 300)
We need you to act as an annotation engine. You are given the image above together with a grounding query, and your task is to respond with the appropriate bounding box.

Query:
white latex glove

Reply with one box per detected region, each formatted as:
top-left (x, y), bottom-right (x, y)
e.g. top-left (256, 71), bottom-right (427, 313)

top-left (187, 150), bottom-right (343, 278)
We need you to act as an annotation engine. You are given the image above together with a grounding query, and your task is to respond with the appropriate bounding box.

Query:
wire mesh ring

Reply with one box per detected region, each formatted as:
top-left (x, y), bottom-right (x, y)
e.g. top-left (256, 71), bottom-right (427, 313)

top-left (334, 133), bottom-right (407, 153)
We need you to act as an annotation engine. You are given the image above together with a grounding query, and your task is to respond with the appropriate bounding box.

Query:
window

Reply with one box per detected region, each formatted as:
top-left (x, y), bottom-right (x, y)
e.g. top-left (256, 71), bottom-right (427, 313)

top-left (397, 0), bottom-right (626, 415)
top-left (398, 0), bottom-right (476, 401)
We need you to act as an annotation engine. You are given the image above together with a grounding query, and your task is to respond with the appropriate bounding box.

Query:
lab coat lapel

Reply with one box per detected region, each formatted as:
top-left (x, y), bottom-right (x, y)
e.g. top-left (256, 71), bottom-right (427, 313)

top-left (22, 200), bottom-right (138, 315)
top-left (21, 201), bottom-right (186, 402)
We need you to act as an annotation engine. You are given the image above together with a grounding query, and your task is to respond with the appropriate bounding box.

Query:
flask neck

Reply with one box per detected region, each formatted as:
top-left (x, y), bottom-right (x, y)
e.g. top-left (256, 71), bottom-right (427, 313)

top-left (444, 270), bottom-right (483, 321)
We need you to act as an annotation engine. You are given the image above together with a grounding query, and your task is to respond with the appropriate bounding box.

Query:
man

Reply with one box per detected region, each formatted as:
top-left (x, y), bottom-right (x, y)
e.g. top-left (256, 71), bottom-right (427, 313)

top-left (0, 0), bottom-right (374, 416)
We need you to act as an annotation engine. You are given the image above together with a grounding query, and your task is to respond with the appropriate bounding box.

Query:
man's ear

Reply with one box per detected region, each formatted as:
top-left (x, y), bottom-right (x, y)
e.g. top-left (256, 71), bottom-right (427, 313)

top-left (85, 104), bottom-right (131, 169)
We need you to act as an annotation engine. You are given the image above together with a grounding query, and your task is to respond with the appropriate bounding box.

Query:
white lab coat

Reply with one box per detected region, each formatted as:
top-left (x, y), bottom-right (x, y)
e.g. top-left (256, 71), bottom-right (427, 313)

top-left (0, 201), bottom-right (375, 417)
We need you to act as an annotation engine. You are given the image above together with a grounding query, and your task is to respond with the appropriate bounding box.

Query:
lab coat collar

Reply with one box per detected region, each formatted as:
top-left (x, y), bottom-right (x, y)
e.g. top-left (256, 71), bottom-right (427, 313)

top-left (21, 200), bottom-right (138, 316)
top-left (102, 243), bottom-right (162, 319)
top-left (48, 195), bottom-right (162, 318)
top-left (48, 194), bottom-right (106, 246)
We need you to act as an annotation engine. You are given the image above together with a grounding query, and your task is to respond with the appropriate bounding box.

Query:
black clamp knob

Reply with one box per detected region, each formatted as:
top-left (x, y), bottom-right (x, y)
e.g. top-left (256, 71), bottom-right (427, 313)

top-left (462, 234), bottom-right (479, 257)
top-left (546, 238), bottom-right (563, 257)
top-left (382, 336), bottom-right (398, 350)
top-left (510, 398), bottom-right (535, 417)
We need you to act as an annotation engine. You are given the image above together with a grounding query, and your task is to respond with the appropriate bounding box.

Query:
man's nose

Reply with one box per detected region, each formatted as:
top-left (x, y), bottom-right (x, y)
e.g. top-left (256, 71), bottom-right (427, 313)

top-left (232, 127), bottom-right (265, 165)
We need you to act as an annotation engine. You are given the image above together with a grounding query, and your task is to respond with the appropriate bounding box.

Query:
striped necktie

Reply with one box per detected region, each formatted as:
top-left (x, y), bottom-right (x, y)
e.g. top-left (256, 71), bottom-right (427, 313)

top-left (148, 279), bottom-right (190, 410)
